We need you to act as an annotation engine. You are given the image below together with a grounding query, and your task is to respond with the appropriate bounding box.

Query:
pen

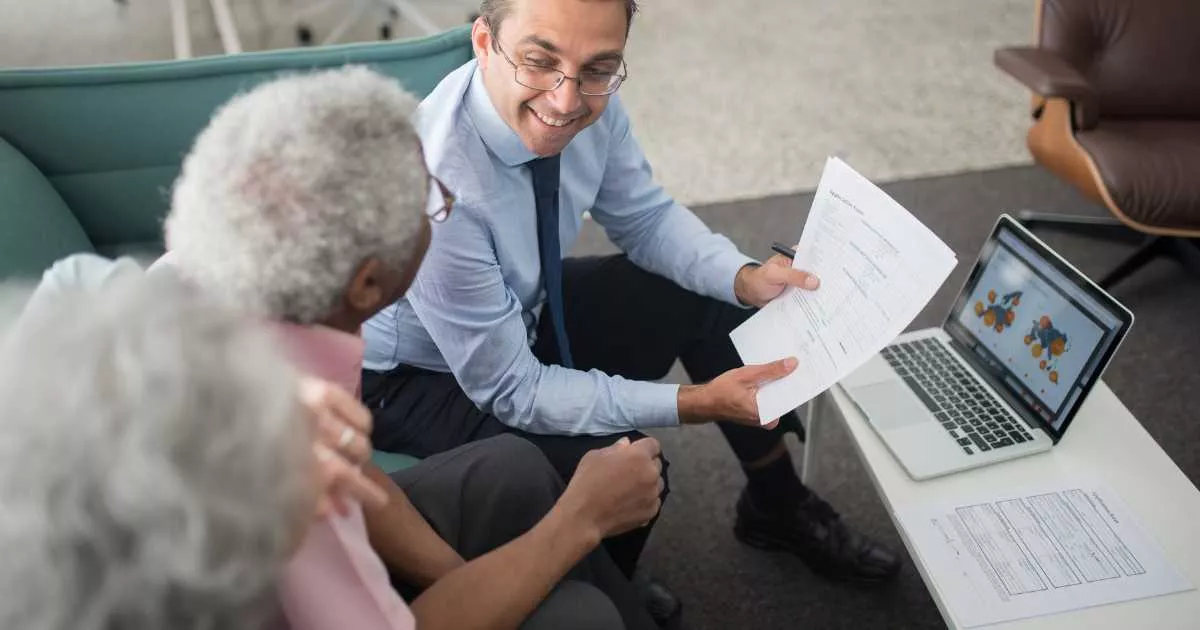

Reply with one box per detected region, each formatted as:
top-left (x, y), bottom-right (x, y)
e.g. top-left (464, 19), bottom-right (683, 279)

top-left (771, 242), bottom-right (797, 260)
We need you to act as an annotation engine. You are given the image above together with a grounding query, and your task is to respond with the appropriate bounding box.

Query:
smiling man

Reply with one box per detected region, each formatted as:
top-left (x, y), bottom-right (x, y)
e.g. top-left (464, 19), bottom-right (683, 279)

top-left (363, 0), bottom-right (901, 619)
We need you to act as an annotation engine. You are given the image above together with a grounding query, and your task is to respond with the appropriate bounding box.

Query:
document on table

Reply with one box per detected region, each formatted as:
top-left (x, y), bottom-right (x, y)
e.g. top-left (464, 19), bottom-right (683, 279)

top-left (897, 483), bottom-right (1193, 627)
top-left (730, 157), bottom-right (958, 422)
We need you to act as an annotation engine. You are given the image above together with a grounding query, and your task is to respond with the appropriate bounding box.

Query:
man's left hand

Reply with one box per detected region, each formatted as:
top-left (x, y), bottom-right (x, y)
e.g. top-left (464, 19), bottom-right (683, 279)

top-left (734, 252), bottom-right (820, 308)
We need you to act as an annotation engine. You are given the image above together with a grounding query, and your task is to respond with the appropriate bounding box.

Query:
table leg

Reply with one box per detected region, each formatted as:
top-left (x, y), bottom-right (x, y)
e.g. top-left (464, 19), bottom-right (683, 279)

top-left (801, 393), bottom-right (820, 484)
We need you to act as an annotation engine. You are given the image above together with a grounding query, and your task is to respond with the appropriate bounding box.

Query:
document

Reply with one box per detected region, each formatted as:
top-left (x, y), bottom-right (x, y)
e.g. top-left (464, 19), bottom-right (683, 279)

top-left (730, 157), bottom-right (957, 422)
top-left (897, 484), bottom-right (1193, 627)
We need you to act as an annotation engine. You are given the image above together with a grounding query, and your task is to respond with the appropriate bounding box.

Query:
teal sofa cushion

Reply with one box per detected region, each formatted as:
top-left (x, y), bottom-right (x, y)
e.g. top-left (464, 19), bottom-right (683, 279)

top-left (0, 137), bottom-right (94, 280)
top-left (0, 25), bottom-right (472, 277)
top-left (372, 449), bottom-right (421, 474)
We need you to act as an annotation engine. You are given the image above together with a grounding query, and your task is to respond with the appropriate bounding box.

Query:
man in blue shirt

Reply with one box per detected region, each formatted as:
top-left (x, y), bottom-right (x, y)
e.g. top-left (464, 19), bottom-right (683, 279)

top-left (363, 0), bottom-right (901, 612)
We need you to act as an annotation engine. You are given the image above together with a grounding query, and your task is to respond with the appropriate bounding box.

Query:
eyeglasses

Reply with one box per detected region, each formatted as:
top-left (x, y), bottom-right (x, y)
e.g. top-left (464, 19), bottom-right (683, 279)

top-left (428, 175), bottom-right (454, 223)
top-left (492, 39), bottom-right (628, 96)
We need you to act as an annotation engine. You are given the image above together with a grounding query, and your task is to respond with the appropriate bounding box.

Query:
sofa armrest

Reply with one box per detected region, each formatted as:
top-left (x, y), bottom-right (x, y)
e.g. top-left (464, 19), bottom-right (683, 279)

top-left (994, 46), bottom-right (1099, 129)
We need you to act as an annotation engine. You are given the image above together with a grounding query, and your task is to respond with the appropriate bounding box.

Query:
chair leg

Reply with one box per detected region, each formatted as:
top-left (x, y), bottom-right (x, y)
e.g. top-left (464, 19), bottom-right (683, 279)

top-left (387, 0), bottom-right (440, 35)
top-left (322, 0), bottom-right (371, 45)
top-left (1017, 210), bottom-right (1146, 245)
top-left (1165, 237), bottom-right (1200, 280)
top-left (1019, 212), bottom-right (1200, 288)
top-left (1097, 236), bottom-right (1171, 289)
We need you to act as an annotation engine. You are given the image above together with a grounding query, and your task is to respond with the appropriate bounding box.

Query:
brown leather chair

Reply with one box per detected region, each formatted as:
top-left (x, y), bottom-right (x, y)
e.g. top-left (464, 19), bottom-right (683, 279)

top-left (994, 0), bottom-right (1200, 289)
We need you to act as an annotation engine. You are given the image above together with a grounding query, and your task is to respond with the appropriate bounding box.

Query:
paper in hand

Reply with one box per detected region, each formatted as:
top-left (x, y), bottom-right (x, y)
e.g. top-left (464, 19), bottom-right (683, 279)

top-left (730, 157), bottom-right (957, 422)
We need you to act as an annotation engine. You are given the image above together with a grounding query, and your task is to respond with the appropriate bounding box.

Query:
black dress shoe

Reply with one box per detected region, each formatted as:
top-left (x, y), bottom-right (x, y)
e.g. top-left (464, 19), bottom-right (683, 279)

top-left (734, 489), bottom-right (902, 584)
top-left (632, 571), bottom-right (683, 629)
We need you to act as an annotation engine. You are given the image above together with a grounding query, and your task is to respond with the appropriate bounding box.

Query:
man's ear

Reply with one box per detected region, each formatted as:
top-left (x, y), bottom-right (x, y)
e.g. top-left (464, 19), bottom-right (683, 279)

top-left (345, 258), bottom-right (385, 314)
top-left (471, 17), bottom-right (492, 67)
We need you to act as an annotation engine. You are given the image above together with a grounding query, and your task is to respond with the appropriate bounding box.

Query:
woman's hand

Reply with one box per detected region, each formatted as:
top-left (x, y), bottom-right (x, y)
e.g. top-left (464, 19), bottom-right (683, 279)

top-left (299, 377), bottom-right (389, 518)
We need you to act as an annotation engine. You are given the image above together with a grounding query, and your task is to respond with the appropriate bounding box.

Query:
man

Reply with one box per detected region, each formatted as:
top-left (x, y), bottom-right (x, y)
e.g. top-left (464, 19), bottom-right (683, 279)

top-left (163, 66), bottom-right (662, 629)
top-left (362, 0), bottom-right (901, 595)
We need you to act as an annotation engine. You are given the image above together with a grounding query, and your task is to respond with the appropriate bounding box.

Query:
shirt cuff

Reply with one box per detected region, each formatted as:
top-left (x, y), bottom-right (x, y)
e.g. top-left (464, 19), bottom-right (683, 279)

top-left (710, 249), bottom-right (760, 307)
top-left (628, 381), bottom-right (681, 428)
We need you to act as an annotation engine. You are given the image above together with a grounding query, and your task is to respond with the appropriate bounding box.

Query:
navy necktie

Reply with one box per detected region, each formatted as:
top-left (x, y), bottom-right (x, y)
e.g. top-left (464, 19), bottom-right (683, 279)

top-left (526, 154), bottom-right (574, 368)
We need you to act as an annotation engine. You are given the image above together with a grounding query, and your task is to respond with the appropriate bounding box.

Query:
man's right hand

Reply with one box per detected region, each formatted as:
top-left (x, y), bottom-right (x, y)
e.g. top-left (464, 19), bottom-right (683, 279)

top-left (556, 437), bottom-right (664, 544)
top-left (677, 357), bottom-right (798, 427)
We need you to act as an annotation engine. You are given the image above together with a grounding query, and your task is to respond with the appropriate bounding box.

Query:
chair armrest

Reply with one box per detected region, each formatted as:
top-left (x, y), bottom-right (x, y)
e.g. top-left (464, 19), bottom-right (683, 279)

top-left (994, 46), bottom-right (1099, 129)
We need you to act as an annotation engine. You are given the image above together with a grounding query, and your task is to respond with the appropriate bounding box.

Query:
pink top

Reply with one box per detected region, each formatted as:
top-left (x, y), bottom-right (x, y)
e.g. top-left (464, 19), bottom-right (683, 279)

top-left (68, 253), bottom-right (412, 630)
top-left (271, 322), bottom-right (416, 630)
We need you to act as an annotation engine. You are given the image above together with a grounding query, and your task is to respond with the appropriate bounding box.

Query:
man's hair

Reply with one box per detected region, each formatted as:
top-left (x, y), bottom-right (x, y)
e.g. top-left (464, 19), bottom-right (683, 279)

top-left (480, 0), bottom-right (639, 39)
top-left (0, 276), bottom-right (311, 630)
top-left (166, 66), bottom-right (429, 324)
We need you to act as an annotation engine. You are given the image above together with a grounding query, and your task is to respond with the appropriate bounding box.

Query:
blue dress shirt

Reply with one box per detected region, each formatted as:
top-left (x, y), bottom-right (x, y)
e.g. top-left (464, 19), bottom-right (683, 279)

top-left (362, 60), bottom-right (756, 435)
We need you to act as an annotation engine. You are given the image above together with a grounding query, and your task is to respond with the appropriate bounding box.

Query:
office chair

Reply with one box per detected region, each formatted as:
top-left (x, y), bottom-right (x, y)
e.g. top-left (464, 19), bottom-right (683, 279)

top-left (994, 0), bottom-right (1200, 289)
top-left (292, 0), bottom-right (443, 46)
top-left (113, 0), bottom-right (235, 59)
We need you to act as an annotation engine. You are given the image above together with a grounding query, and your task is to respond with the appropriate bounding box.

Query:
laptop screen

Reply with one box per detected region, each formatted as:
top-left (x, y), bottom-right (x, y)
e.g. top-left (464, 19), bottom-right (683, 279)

top-left (944, 216), bottom-right (1133, 440)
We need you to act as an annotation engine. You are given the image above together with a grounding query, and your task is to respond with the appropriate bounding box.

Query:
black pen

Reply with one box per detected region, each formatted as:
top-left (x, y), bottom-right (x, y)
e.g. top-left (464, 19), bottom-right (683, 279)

top-left (770, 241), bottom-right (797, 260)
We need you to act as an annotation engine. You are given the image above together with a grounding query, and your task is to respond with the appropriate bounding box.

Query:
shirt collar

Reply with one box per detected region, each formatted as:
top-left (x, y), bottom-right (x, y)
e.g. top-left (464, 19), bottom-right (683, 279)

top-left (466, 65), bottom-right (538, 167)
top-left (150, 253), bottom-right (367, 394)
top-left (269, 322), bottom-right (366, 395)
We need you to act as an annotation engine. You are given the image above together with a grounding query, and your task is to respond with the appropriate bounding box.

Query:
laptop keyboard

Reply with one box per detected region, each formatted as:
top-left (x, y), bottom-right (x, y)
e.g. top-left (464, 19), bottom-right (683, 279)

top-left (879, 338), bottom-right (1034, 456)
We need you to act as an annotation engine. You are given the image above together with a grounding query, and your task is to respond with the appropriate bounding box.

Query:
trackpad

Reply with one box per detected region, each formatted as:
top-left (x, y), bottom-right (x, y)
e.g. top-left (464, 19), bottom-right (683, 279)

top-left (850, 382), bottom-right (931, 431)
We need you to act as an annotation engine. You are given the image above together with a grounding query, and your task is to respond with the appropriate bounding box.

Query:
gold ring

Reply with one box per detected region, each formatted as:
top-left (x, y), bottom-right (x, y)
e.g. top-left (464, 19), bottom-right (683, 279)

top-left (337, 426), bottom-right (355, 449)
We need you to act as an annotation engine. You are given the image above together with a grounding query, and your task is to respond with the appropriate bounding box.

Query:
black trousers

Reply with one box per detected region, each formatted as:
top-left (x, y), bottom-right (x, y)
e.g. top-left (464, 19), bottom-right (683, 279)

top-left (390, 434), bottom-right (656, 630)
top-left (365, 255), bottom-right (803, 575)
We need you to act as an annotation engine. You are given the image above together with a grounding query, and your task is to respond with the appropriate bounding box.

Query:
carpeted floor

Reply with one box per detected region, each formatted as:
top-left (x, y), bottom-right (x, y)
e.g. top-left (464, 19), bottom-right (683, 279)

top-left (571, 164), bottom-right (1200, 630)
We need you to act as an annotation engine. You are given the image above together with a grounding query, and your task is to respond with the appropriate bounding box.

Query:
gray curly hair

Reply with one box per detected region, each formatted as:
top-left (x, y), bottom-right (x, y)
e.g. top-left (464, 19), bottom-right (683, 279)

top-left (166, 65), bottom-right (429, 324)
top-left (0, 275), bottom-right (312, 630)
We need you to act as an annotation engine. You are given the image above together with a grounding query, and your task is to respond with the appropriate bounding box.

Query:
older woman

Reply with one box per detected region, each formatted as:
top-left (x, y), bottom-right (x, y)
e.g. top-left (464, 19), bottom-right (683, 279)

top-left (0, 275), bottom-right (315, 630)
top-left (163, 67), bottom-right (663, 630)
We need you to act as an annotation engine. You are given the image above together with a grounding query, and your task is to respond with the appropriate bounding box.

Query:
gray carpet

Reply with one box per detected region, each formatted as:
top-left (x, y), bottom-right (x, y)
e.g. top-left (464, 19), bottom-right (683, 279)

top-left (571, 165), bottom-right (1200, 630)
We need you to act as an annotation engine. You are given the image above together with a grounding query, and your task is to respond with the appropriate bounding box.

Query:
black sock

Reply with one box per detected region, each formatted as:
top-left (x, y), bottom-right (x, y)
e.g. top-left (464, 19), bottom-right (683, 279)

top-left (743, 449), bottom-right (810, 512)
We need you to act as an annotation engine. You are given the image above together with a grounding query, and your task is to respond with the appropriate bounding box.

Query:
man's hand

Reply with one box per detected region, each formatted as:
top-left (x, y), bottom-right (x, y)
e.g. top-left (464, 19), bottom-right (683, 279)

top-left (300, 377), bottom-right (389, 518)
top-left (677, 358), bottom-right (798, 427)
top-left (734, 253), bottom-right (820, 308)
top-left (555, 437), bottom-right (664, 546)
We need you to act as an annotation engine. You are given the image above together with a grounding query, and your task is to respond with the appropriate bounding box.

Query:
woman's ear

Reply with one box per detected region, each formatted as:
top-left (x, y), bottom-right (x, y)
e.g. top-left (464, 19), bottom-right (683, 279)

top-left (345, 258), bottom-right (385, 314)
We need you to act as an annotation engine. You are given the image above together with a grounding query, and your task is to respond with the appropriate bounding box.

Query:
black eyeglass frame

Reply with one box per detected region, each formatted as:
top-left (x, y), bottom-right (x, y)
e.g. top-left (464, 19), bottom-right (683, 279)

top-left (490, 37), bottom-right (629, 97)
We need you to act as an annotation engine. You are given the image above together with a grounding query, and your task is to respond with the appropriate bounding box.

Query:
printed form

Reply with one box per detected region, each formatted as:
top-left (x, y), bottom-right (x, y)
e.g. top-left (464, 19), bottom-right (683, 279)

top-left (730, 157), bottom-right (957, 422)
top-left (897, 484), bottom-right (1193, 627)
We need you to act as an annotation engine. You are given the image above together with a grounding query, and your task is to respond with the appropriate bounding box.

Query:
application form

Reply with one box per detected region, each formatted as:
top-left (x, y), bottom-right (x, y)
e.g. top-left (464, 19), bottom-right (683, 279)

top-left (897, 484), bottom-right (1192, 627)
top-left (730, 157), bottom-right (957, 422)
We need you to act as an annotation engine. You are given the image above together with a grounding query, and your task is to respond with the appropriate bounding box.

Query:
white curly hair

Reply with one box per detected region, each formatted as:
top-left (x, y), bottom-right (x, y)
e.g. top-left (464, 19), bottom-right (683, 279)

top-left (166, 65), bottom-right (430, 324)
top-left (0, 275), bottom-right (312, 630)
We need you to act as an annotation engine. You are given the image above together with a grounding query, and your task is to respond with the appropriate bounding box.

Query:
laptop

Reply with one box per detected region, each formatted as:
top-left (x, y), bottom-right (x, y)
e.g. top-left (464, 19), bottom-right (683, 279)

top-left (841, 214), bottom-right (1134, 480)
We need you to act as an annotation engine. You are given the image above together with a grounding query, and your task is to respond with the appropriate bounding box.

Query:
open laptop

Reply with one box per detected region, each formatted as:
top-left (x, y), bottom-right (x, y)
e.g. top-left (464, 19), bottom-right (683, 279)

top-left (841, 214), bottom-right (1134, 480)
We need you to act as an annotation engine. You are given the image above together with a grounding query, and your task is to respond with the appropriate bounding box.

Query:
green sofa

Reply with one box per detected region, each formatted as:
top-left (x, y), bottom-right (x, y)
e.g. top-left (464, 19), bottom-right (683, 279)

top-left (0, 26), bottom-right (473, 473)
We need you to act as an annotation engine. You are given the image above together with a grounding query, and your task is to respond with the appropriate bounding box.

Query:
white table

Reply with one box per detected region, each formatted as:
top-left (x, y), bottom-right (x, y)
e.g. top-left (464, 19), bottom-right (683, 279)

top-left (802, 382), bottom-right (1200, 629)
